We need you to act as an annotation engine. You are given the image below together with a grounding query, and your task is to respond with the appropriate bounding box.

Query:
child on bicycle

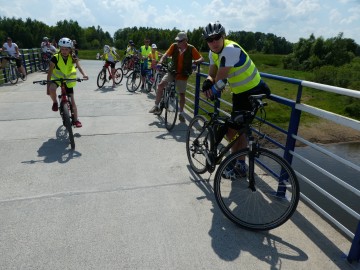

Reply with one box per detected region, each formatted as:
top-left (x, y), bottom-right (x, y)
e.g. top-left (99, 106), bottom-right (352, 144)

top-left (47, 37), bottom-right (88, 128)
top-left (102, 45), bottom-right (119, 88)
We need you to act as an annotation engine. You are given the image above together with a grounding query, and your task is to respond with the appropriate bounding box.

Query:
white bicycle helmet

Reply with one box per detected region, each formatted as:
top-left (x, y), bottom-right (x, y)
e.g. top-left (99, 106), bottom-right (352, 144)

top-left (58, 37), bottom-right (73, 48)
top-left (103, 45), bottom-right (110, 53)
top-left (203, 22), bottom-right (226, 39)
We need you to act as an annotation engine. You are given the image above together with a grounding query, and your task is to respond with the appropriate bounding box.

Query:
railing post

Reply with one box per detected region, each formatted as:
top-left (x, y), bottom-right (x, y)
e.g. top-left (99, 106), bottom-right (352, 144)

top-left (194, 66), bottom-right (201, 116)
top-left (348, 220), bottom-right (360, 263)
top-left (283, 84), bottom-right (303, 165)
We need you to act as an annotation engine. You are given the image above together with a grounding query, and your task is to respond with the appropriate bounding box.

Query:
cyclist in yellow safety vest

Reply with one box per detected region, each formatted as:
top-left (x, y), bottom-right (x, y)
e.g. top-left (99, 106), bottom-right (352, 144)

top-left (147, 43), bottom-right (162, 78)
top-left (139, 38), bottom-right (152, 89)
top-left (125, 40), bottom-right (137, 57)
top-left (201, 22), bottom-right (271, 179)
top-left (102, 45), bottom-right (119, 88)
top-left (47, 37), bottom-right (88, 128)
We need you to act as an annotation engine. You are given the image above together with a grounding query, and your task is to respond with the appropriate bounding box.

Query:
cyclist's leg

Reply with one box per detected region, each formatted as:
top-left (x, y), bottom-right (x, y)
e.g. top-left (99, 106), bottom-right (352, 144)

top-left (68, 88), bottom-right (81, 127)
top-left (140, 62), bottom-right (146, 88)
top-left (48, 82), bottom-right (58, 111)
top-left (155, 73), bottom-right (172, 104)
top-left (175, 79), bottom-right (187, 122)
top-left (15, 58), bottom-right (26, 77)
top-left (230, 91), bottom-right (253, 153)
top-left (110, 61), bottom-right (116, 86)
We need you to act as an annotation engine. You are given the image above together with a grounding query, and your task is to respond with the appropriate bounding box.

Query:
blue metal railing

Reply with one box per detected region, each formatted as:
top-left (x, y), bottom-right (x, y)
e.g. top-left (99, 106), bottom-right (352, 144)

top-left (186, 63), bottom-right (360, 263)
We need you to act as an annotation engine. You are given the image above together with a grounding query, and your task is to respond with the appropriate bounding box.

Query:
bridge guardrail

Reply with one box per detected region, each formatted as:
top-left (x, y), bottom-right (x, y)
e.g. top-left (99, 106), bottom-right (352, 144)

top-left (0, 48), bottom-right (42, 85)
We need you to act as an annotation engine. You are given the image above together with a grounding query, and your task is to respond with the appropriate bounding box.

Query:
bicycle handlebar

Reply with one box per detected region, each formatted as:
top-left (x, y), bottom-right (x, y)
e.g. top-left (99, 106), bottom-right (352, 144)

top-left (33, 78), bottom-right (86, 85)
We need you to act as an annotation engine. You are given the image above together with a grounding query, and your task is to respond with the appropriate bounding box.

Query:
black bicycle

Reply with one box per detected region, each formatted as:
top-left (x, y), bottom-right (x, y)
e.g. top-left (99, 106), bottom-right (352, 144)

top-left (33, 78), bottom-right (85, 149)
top-left (126, 57), bottom-right (142, 92)
top-left (186, 94), bottom-right (299, 230)
top-left (1, 56), bottom-right (27, 84)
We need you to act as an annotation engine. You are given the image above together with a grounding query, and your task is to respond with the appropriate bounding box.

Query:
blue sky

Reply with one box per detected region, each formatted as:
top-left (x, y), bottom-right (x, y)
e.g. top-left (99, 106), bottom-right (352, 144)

top-left (1, 0), bottom-right (360, 44)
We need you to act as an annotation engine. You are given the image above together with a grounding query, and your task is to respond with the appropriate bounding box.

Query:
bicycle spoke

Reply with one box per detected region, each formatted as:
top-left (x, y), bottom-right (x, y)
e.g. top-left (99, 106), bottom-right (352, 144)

top-left (214, 148), bottom-right (299, 231)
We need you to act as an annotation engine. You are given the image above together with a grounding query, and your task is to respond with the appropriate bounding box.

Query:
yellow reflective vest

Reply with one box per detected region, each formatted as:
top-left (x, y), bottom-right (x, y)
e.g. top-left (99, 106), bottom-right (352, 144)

top-left (51, 53), bottom-right (77, 88)
top-left (211, 39), bottom-right (261, 94)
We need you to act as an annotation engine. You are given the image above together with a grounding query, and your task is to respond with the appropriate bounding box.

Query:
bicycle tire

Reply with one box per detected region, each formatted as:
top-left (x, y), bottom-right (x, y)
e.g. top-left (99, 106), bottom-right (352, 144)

top-left (114, 68), bottom-right (124, 85)
top-left (97, 69), bottom-right (106, 88)
top-left (8, 65), bottom-right (18, 84)
top-left (121, 59), bottom-right (130, 75)
top-left (165, 89), bottom-right (178, 131)
top-left (186, 115), bottom-right (214, 174)
top-left (62, 102), bottom-right (75, 149)
top-left (126, 71), bottom-right (141, 92)
top-left (214, 148), bottom-right (299, 231)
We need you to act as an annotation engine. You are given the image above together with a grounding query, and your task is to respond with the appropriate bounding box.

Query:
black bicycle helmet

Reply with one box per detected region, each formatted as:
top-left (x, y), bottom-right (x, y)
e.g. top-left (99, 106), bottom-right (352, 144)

top-left (203, 22), bottom-right (226, 39)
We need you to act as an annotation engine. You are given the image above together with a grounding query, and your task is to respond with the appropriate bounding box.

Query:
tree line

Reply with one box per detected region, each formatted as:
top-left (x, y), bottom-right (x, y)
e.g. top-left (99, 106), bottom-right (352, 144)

top-left (0, 16), bottom-right (294, 54)
top-left (1, 16), bottom-right (360, 91)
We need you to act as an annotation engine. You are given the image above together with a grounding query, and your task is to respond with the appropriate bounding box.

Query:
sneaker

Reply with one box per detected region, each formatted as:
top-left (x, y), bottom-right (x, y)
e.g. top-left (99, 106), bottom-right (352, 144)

top-left (149, 105), bottom-right (161, 114)
top-left (179, 113), bottom-right (185, 123)
top-left (222, 160), bottom-right (247, 180)
top-left (52, 102), bottom-right (58, 112)
top-left (74, 120), bottom-right (82, 128)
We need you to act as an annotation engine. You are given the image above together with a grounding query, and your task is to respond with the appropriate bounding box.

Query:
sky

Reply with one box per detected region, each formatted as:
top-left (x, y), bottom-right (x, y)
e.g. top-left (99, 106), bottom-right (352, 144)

top-left (1, 0), bottom-right (360, 44)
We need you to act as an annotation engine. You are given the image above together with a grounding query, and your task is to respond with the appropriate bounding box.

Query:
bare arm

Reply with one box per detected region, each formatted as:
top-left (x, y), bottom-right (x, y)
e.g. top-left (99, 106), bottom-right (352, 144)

top-left (74, 59), bottom-right (88, 79)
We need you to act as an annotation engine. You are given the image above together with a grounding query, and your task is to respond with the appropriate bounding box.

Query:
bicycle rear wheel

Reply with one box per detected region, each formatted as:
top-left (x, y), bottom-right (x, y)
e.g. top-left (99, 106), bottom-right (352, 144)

top-left (165, 89), bottom-right (178, 131)
top-left (114, 68), bottom-right (124, 85)
top-left (62, 102), bottom-right (75, 149)
top-left (214, 148), bottom-right (299, 231)
top-left (8, 65), bottom-right (18, 84)
top-left (186, 115), bottom-right (214, 174)
top-left (97, 69), bottom-right (106, 88)
top-left (126, 71), bottom-right (141, 92)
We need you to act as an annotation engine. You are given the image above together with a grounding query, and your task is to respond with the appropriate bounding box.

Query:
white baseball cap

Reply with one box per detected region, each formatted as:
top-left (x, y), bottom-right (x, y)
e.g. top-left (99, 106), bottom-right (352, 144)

top-left (151, 44), bottom-right (157, 49)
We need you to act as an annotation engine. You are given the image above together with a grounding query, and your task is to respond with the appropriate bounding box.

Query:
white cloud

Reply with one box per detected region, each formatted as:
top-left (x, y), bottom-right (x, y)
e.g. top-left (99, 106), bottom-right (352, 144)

top-left (0, 0), bottom-right (359, 44)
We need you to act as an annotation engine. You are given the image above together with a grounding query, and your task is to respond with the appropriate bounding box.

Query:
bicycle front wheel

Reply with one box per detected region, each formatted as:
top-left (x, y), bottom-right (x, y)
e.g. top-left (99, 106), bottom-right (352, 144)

top-left (8, 65), bottom-right (18, 84)
top-left (121, 59), bottom-right (130, 75)
top-left (114, 68), bottom-right (124, 85)
top-left (126, 71), bottom-right (141, 92)
top-left (97, 70), bottom-right (106, 88)
top-left (62, 102), bottom-right (75, 149)
top-left (186, 115), bottom-right (214, 174)
top-left (214, 148), bottom-right (299, 231)
top-left (165, 90), bottom-right (178, 131)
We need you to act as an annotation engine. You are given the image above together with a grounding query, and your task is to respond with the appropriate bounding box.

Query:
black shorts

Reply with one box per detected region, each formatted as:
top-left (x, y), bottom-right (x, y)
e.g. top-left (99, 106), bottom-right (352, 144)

top-left (53, 83), bottom-right (74, 94)
top-left (105, 61), bottom-right (115, 69)
top-left (232, 81), bottom-right (270, 117)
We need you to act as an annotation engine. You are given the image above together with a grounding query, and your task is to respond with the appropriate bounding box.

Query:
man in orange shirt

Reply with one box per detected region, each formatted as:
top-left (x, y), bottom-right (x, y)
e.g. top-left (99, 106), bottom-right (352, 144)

top-left (149, 31), bottom-right (203, 122)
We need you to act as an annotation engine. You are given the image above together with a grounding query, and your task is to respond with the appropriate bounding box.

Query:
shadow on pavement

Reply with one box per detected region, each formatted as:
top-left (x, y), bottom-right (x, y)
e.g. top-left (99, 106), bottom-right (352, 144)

top-left (21, 125), bottom-right (81, 164)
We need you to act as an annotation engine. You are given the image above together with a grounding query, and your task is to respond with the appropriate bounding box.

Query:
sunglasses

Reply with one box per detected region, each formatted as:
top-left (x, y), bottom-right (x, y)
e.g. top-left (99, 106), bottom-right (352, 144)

top-left (177, 39), bottom-right (185, 43)
top-left (206, 35), bottom-right (222, 43)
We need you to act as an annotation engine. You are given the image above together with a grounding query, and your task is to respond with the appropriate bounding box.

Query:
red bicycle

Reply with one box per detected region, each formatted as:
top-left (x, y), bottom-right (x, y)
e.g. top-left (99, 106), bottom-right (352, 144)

top-left (33, 78), bottom-right (85, 149)
top-left (121, 55), bottom-right (139, 75)
top-left (96, 60), bottom-right (123, 88)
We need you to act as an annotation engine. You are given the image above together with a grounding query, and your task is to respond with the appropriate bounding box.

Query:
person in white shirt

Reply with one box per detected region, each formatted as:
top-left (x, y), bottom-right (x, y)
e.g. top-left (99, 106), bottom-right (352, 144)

top-left (1, 37), bottom-right (26, 78)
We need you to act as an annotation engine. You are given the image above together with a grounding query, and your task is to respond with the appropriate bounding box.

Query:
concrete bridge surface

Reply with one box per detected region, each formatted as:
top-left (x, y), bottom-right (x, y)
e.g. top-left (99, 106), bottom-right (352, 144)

top-left (0, 60), bottom-right (358, 269)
